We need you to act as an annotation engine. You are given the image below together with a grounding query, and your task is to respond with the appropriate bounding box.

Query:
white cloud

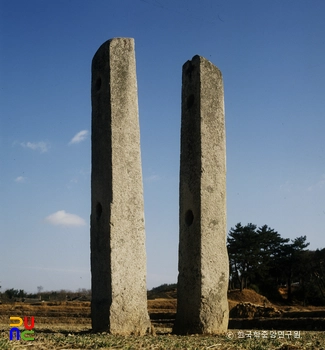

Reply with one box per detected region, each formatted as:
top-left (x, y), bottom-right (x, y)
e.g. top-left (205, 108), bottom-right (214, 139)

top-left (45, 210), bottom-right (86, 227)
top-left (15, 176), bottom-right (26, 183)
top-left (145, 174), bottom-right (161, 183)
top-left (69, 130), bottom-right (88, 145)
top-left (308, 174), bottom-right (325, 192)
top-left (66, 178), bottom-right (78, 190)
top-left (21, 141), bottom-right (48, 153)
top-left (279, 181), bottom-right (294, 192)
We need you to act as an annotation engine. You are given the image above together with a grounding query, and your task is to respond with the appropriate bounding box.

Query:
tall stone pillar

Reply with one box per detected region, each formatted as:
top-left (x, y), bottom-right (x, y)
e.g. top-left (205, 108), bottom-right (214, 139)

top-left (90, 38), bottom-right (151, 335)
top-left (173, 55), bottom-right (229, 334)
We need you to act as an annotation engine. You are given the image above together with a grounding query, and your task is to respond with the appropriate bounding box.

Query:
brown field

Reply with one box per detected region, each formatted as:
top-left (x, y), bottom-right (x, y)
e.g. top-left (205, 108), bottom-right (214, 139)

top-left (1, 289), bottom-right (325, 349)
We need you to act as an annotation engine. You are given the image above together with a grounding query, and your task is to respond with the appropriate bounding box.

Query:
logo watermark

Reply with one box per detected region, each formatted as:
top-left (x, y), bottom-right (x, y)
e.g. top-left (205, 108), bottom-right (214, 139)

top-left (9, 316), bottom-right (35, 341)
top-left (226, 330), bottom-right (301, 339)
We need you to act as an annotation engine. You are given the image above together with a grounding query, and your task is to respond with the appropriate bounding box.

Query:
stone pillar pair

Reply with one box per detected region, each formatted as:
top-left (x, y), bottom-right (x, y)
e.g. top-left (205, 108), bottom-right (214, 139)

top-left (90, 38), bottom-right (228, 335)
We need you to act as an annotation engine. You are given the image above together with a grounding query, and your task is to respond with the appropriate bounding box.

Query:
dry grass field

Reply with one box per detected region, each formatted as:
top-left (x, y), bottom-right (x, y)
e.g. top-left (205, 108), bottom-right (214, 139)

top-left (1, 289), bottom-right (325, 349)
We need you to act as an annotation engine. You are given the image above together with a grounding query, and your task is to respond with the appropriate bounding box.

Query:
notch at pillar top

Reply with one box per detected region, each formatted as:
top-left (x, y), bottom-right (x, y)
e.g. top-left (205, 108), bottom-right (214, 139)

top-left (183, 55), bottom-right (223, 79)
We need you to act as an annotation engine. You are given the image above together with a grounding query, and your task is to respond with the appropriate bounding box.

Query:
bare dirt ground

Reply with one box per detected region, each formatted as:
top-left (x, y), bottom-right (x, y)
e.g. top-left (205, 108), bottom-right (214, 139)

top-left (1, 289), bottom-right (325, 349)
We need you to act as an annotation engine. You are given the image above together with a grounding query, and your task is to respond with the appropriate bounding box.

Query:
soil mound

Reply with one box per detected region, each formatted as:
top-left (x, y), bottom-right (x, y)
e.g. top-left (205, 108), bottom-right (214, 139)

top-left (228, 289), bottom-right (270, 305)
top-left (230, 302), bottom-right (282, 318)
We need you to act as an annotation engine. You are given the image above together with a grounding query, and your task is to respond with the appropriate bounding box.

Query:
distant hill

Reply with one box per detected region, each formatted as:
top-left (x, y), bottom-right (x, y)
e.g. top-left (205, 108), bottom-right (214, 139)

top-left (147, 283), bottom-right (177, 300)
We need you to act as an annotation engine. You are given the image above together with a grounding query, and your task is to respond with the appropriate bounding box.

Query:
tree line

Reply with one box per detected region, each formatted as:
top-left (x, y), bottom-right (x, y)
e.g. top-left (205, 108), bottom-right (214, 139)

top-left (0, 288), bottom-right (91, 302)
top-left (227, 223), bottom-right (325, 305)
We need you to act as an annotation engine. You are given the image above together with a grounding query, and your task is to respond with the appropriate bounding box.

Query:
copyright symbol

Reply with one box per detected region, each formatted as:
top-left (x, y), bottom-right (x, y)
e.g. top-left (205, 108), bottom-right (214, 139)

top-left (226, 332), bottom-right (234, 339)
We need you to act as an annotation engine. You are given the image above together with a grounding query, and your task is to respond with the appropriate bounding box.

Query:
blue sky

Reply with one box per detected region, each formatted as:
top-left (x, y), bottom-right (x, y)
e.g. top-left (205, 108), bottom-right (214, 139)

top-left (1, 0), bottom-right (324, 293)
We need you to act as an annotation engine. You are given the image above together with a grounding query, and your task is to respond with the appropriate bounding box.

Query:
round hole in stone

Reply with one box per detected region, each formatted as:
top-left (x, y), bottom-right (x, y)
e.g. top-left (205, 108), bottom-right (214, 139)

top-left (185, 209), bottom-right (194, 226)
top-left (95, 77), bottom-right (102, 91)
top-left (96, 202), bottom-right (102, 220)
top-left (187, 94), bottom-right (194, 109)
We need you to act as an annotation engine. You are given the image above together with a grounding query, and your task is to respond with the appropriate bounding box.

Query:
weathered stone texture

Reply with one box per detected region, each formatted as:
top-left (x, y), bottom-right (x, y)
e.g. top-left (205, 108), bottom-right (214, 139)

top-left (174, 55), bottom-right (229, 334)
top-left (90, 38), bottom-right (151, 335)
